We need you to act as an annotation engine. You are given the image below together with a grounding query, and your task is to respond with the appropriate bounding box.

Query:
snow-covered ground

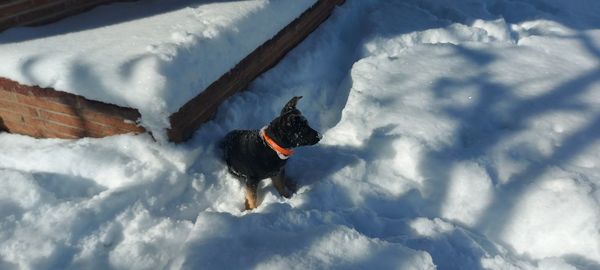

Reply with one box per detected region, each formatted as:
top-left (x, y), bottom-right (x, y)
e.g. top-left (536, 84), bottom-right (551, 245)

top-left (2, 0), bottom-right (600, 269)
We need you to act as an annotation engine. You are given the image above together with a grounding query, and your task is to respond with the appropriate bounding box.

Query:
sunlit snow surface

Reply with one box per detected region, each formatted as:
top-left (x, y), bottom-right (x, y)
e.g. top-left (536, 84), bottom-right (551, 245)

top-left (2, 0), bottom-right (600, 269)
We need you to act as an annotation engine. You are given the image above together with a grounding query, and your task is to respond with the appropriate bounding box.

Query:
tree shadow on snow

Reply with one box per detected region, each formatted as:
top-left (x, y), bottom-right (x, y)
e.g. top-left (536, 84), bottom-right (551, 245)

top-left (0, 257), bottom-right (17, 270)
top-left (31, 172), bottom-right (107, 200)
top-left (419, 22), bottom-right (600, 255)
top-left (0, 0), bottom-right (237, 44)
top-left (563, 254), bottom-right (600, 270)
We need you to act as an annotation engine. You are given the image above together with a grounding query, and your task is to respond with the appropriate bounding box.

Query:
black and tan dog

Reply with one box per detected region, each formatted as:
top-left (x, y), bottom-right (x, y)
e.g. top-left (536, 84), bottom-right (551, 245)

top-left (220, 96), bottom-right (321, 210)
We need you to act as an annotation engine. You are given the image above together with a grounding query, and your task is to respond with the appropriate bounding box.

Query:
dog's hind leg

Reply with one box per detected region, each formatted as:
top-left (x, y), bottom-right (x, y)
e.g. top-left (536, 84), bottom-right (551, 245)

top-left (244, 180), bottom-right (259, 210)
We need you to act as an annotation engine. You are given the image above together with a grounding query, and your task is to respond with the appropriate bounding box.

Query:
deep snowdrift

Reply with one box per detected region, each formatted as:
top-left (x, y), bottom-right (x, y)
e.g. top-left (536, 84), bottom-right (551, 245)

top-left (2, 0), bottom-right (600, 269)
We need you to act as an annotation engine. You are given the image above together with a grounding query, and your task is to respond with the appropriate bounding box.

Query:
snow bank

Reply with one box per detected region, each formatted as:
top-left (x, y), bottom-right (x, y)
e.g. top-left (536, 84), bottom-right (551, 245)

top-left (2, 0), bottom-right (600, 269)
top-left (0, 0), bottom-right (315, 134)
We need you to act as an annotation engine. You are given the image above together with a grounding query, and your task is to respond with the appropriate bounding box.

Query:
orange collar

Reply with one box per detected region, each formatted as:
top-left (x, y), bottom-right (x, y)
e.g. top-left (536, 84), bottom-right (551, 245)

top-left (260, 127), bottom-right (294, 159)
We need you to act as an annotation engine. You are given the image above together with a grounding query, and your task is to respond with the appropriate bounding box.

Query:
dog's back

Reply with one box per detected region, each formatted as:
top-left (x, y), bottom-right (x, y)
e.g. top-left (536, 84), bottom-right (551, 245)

top-left (220, 129), bottom-right (286, 180)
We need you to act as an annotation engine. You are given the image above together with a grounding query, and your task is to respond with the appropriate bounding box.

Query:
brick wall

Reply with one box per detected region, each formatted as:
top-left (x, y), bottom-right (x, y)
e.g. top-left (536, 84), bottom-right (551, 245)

top-left (0, 78), bottom-right (144, 139)
top-left (0, 0), bottom-right (131, 32)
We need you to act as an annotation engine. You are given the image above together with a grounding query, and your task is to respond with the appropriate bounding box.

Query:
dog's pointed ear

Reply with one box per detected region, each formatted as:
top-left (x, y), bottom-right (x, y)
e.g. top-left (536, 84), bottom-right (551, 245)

top-left (281, 96), bottom-right (302, 115)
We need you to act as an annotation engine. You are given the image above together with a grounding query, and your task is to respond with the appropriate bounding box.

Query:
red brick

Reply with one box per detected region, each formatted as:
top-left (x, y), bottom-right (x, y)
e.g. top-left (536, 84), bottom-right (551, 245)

top-left (39, 109), bottom-right (143, 136)
top-left (36, 128), bottom-right (74, 139)
top-left (83, 121), bottom-right (122, 137)
top-left (0, 0), bottom-right (134, 31)
top-left (1, 80), bottom-right (72, 100)
top-left (25, 86), bottom-right (77, 100)
top-left (0, 1), bottom-right (29, 9)
top-left (38, 109), bottom-right (84, 128)
top-left (74, 121), bottom-right (109, 136)
top-left (31, 0), bottom-right (63, 6)
top-left (0, 1), bottom-right (32, 17)
top-left (38, 107), bottom-right (142, 132)
top-left (0, 111), bottom-right (45, 127)
top-left (16, 93), bottom-right (77, 115)
top-left (47, 131), bottom-right (80, 139)
top-left (43, 120), bottom-right (86, 137)
top-left (0, 77), bottom-right (145, 139)
top-left (0, 78), bottom-right (24, 93)
top-left (0, 17), bottom-right (18, 31)
top-left (80, 109), bottom-right (141, 131)
top-left (0, 99), bottom-right (39, 116)
top-left (0, 98), bottom-right (116, 139)
top-left (16, 1), bottom-right (65, 25)
top-left (2, 120), bottom-right (45, 138)
top-left (18, 0), bottom-right (116, 26)
top-left (0, 88), bottom-right (16, 101)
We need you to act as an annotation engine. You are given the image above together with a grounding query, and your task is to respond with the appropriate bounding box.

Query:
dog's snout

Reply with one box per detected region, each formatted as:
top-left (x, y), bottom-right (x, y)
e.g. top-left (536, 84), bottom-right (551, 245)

top-left (306, 130), bottom-right (322, 145)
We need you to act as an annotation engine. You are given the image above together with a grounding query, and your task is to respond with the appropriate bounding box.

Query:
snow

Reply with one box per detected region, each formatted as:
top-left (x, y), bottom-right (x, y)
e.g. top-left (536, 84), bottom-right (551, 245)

top-left (0, 0), bottom-right (316, 136)
top-left (2, 0), bottom-right (600, 269)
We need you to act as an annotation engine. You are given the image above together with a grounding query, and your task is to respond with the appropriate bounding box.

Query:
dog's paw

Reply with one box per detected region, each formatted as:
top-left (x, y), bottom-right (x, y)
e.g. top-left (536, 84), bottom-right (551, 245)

top-left (280, 190), bottom-right (292, 199)
top-left (285, 180), bottom-right (298, 194)
top-left (245, 199), bottom-right (257, 210)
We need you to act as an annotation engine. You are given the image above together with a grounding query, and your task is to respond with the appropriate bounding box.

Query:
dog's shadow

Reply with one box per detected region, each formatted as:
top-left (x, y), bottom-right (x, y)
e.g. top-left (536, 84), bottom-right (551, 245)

top-left (287, 124), bottom-right (399, 191)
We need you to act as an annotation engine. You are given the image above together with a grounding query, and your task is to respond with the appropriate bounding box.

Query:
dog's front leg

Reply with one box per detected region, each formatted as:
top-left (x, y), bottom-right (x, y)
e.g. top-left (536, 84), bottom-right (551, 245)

top-left (283, 170), bottom-right (298, 194)
top-left (271, 169), bottom-right (297, 198)
top-left (244, 180), bottom-right (259, 210)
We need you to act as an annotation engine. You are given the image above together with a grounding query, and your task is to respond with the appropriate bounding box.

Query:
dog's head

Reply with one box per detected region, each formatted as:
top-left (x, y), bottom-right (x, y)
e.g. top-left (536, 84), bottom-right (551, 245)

top-left (269, 96), bottom-right (321, 147)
